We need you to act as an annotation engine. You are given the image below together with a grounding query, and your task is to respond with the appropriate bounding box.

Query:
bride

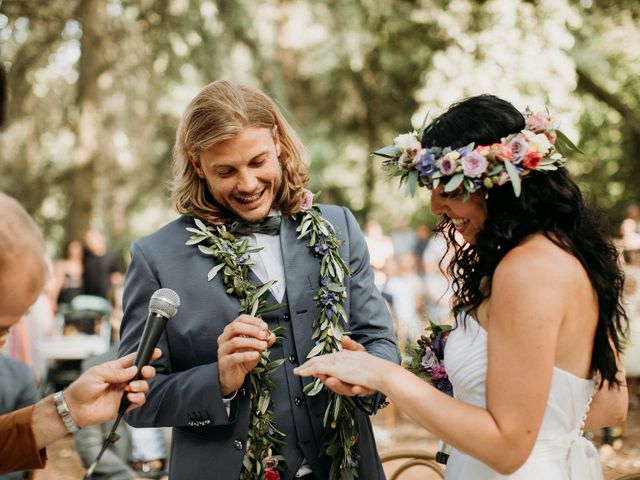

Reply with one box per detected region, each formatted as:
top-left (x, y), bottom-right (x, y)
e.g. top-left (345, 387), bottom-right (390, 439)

top-left (295, 95), bottom-right (628, 479)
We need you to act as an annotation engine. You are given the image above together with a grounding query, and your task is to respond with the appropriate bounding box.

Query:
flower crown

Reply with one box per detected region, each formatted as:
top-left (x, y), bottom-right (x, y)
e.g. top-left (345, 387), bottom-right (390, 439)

top-left (373, 108), bottom-right (580, 199)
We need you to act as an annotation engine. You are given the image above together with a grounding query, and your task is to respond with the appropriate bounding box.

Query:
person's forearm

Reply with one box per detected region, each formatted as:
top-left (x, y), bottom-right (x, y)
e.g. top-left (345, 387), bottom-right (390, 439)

top-left (381, 366), bottom-right (533, 474)
top-left (31, 395), bottom-right (69, 449)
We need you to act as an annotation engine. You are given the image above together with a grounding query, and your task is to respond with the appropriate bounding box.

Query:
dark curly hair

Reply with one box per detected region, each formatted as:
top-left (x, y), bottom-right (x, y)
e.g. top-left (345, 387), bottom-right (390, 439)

top-left (423, 95), bottom-right (627, 388)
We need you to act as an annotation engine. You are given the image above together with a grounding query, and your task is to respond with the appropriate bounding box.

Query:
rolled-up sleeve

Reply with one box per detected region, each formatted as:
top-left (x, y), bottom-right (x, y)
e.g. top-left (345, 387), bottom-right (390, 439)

top-left (0, 406), bottom-right (47, 474)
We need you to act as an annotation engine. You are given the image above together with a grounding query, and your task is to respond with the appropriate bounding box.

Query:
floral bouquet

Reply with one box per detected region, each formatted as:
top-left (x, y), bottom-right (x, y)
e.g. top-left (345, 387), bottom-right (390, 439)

top-left (404, 320), bottom-right (453, 463)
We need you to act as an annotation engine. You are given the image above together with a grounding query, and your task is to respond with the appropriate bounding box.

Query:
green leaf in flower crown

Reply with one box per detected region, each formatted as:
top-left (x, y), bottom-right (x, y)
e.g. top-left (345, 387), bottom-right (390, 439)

top-left (406, 169), bottom-right (418, 197)
top-left (444, 173), bottom-right (464, 193)
top-left (186, 236), bottom-right (207, 245)
top-left (372, 145), bottom-right (402, 159)
top-left (198, 245), bottom-right (214, 255)
top-left (503, 160), bottom-right (521, 197)
top-left (555, 130), bottom-right (583, 154)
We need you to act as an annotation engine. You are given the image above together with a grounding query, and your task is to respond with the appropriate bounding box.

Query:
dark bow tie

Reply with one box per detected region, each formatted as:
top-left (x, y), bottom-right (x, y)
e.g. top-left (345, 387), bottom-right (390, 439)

top-left (229, 215), bottom-right (282, 236)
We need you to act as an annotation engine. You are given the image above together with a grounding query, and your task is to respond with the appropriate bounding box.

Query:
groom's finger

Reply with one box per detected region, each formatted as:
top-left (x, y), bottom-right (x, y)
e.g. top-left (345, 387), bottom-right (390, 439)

top-left (324, 377), bottom-right (358, 396)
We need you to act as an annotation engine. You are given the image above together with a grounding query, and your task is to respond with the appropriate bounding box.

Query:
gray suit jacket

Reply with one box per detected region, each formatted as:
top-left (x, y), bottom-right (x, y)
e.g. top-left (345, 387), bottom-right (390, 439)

top-left (118, 205), bottom-right (399, 479)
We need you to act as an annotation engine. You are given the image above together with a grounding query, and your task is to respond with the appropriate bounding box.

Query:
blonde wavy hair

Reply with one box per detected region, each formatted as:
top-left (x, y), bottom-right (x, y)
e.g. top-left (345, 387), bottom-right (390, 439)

top-left (170, 80), bottom-right (310, 223)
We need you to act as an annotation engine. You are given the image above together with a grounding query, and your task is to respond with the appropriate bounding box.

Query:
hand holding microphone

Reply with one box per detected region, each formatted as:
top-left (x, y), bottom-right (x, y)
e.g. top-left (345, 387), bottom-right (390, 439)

top-left (118, 288), bottom-right (181, 414)
top-left (84, 288), bottom-right (180, 479)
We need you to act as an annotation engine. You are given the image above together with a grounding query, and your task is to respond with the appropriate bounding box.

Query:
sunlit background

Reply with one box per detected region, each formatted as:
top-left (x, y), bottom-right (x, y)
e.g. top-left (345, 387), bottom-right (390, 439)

top-left (1, 0), bottom-right (639, 257)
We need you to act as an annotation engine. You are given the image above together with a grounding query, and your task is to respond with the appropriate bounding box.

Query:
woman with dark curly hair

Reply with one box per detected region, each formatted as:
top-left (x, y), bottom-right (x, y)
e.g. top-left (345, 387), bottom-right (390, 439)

top-left (296, 95), bottom-right (628, 479)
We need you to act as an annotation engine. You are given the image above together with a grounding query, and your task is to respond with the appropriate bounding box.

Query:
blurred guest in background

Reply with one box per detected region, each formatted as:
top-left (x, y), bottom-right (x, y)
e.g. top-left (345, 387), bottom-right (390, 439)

top-left (54, 240), bottom-right (84, 308)
top-left (83, 229), bottom-right (120, 300)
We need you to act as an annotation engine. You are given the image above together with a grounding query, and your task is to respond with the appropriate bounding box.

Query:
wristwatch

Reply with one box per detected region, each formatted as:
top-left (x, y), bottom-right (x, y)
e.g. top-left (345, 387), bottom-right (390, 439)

top-left (53, 391), bottom-right (80, 434)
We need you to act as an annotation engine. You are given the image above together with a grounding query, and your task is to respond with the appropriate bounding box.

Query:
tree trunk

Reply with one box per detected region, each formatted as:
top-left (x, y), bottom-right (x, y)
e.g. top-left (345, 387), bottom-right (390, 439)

top-left (66, 0), bottom-right (107, 242)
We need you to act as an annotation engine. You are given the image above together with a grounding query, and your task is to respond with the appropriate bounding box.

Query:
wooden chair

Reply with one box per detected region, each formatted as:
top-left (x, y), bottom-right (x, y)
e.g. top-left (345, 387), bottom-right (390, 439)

top-left (380, 449), bottom-right (445, 480)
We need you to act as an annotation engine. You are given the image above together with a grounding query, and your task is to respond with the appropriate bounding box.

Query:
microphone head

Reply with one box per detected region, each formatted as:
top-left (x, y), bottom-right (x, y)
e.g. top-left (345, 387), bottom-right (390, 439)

top-left (149, 288), bottom-right (180, 318)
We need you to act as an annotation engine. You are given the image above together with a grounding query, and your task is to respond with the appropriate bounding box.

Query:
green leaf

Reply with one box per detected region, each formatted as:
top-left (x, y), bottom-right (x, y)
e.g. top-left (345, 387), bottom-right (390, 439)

top-left (555, 130), bottom-right (583, 154)
top-left (207, 263), bottom-right (224, 281)
top-left (444, 173), bottom-right (464, 193)
top-left (307, 342), bottom-right (326, 358)
top-left (503, 160), bottom-right (521, 197)
top-left (198, 245), bottom-right (214, 255)
top-left (256, 302), bottom-right (287, 315)
top-left (406, 169), bottom-right (418, 197)
top-left (372, 145), bottom-right (402, 158)
top-left (194, 218), bottom-right (208, 232)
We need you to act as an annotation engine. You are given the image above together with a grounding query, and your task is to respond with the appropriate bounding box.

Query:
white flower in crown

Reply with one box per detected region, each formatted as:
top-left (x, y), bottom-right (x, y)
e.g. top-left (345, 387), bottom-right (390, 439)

top-left (394, 132), bottom-right (421, 150)
top-left (523, 131), bottom-right (553, 155)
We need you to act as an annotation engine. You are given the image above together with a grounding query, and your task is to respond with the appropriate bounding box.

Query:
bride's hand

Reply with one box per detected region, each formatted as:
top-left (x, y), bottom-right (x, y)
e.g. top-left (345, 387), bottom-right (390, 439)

top-left (294, 345), bottom-right (389, 394)
top-left (320, 336), bottom-right (376, 396)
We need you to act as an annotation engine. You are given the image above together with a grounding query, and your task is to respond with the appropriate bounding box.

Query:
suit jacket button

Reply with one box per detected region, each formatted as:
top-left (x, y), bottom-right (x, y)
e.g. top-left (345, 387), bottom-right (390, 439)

top-left (283, 313), bottom-right (290, 321)
top-left (288, 355), bottom-right (297, 364)
top-left (294, 396), bottom-right (303, 407)
top-left (234, 440), bottom-right (243, 451)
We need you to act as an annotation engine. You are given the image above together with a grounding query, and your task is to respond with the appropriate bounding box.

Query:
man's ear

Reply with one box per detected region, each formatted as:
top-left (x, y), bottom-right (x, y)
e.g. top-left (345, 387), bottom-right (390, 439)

top-left (190, 155), bottom-right (205, 179)
top-left (273, 126), bottom-right (282, 157)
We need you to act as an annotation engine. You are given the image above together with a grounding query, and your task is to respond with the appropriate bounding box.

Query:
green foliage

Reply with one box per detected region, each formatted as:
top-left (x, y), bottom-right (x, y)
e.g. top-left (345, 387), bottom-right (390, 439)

top-left (0, 0), bottom-right (638, 250)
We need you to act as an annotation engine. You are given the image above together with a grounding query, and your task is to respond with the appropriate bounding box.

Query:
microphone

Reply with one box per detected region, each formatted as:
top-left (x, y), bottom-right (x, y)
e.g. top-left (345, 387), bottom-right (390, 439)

top-left (84, 288), bottom-right (180, 479)
top-left (118, 288), bottom-right (180, 414)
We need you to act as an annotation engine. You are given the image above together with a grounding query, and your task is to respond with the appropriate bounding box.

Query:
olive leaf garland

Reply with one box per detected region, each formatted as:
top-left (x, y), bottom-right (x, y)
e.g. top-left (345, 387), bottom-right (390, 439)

top-left (186, 218), bottom-right (287, 480)
top-left (296, 207), bottom-right (360, 480)
top-left (186, 206), bottom-right (359, 480)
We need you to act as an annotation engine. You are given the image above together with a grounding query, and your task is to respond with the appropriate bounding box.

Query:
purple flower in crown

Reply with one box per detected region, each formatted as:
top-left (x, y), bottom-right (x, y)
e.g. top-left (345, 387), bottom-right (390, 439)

top-left (414, 149), bottom-right (437, 177)
top-left (237, 253), bottom-right (250, 265)
top-left (461, 151), bottom-right (488, 178)
top-left (509, 136), bottom-right (528, 164)
top-left (320, 276), bottom-right (330, 287)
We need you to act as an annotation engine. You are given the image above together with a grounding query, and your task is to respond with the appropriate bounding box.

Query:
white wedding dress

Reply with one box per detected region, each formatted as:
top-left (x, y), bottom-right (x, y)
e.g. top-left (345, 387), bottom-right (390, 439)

top-left (443, 315), bottom-right (604, 479)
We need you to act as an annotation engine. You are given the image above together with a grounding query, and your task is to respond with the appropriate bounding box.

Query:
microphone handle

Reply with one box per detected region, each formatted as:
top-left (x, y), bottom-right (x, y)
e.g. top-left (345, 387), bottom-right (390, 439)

top-left (118, 312), bottom-right (168, 414)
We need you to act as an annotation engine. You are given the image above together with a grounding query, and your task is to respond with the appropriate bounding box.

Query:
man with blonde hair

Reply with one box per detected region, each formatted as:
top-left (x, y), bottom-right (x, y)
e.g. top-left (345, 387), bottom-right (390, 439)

top-left (0, 192), bottom-right (158, 474)
top-left (119, 80), bottom-right (399, 480)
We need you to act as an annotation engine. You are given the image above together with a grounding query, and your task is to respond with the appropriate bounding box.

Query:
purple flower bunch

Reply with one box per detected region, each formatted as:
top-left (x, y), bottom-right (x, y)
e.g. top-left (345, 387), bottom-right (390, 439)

top-left (406, 321), bottom-right (453, 398)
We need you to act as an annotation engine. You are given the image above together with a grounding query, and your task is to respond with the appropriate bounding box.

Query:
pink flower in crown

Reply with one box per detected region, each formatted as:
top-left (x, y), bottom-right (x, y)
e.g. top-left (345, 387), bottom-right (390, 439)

top-left (523, 151), bottom-right (542, 169)
top-left (299, 190), bottom-right (314, 212)
top-left (461, 151), bottom-right (489, 178)
top-left (489, 143), bottom-right (513, 162)
top-left (544, 130), bottom-right (557, 144)
top-left (439, 156), bottom-right (457, 175)
top-left (509, 136), bottom-right (528, 164)
top-left (525, 111), bottom-right (551, 133)
top-left (428, 360), bottom-right (447, 381)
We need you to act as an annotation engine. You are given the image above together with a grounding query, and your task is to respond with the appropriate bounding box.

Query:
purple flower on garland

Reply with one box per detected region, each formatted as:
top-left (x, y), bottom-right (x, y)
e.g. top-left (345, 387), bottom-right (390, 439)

top-left (320, 291), bottom-right (339, 306)
top-left (345, 453), bottom-right (361, 469)
top-left (314, 242), bottom-right (329, 256)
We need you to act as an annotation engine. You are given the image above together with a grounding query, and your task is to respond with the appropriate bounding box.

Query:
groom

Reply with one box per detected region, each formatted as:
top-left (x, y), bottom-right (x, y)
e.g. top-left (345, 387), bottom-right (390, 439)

top-left (118, 80), bottom-right (399, 480)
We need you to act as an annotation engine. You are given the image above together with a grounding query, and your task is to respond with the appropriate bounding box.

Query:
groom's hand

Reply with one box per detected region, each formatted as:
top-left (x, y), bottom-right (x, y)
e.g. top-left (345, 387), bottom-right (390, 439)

top-left (217, 314), bottom-right (275, 396)
top-left (323, 336), bottom-right (376, 397)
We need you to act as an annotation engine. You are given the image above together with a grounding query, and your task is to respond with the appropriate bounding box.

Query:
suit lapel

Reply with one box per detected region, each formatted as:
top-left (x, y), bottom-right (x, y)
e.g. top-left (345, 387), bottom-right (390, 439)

top-left (280, 215), bottom-right (320, 356)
